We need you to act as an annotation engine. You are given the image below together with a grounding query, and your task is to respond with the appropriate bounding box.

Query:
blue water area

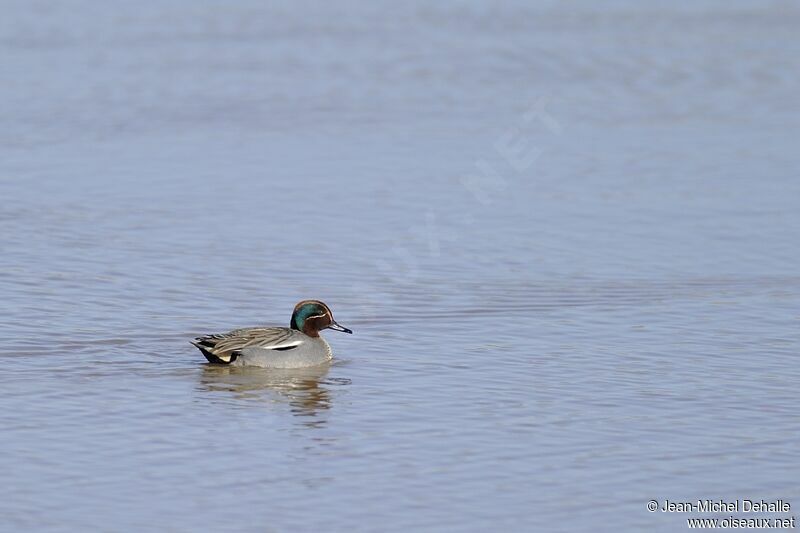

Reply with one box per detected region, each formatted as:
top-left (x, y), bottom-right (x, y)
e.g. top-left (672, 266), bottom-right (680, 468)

top-left (1, 1), bottom-right (799, 531)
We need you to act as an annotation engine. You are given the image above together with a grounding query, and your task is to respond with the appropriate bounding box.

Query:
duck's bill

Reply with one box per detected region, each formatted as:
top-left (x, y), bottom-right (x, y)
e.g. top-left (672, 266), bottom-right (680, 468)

top-left (328, 321), bottom-right (353, 334)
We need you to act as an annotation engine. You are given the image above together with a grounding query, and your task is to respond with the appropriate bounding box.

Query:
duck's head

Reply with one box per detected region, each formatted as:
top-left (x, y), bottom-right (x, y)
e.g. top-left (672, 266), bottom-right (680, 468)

top-left (290, 300), bottom-right (352, 338)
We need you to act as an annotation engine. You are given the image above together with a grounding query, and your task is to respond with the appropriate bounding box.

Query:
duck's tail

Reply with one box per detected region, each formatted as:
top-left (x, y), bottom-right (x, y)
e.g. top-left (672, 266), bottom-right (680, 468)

top-left (190, 338), bottom-right (237, 364)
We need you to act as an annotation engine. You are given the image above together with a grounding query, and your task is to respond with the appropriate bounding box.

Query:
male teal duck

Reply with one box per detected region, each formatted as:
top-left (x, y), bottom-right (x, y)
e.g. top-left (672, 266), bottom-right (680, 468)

top-left (191, 300), bottom-right (352, 368)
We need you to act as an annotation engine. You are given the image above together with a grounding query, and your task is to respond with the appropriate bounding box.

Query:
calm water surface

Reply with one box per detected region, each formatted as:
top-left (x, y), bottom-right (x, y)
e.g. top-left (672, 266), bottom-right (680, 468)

top-left (1, 1), bottom-right (799, 532)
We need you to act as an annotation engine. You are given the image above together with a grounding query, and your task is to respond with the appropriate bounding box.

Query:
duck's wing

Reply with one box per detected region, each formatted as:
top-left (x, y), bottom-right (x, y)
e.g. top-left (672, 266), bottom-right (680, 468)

top-left (191, 327), bottom-right (304, 364)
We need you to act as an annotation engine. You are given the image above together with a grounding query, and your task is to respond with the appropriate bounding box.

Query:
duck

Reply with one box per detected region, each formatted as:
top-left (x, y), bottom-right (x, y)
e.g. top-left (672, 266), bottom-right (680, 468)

top-left (191, 300), bottom-right (352, 368)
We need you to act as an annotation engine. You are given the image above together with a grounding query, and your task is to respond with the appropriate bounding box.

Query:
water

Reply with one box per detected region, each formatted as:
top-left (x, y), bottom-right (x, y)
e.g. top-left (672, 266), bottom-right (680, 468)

top-left (1, 1), bottom-right (799, 531)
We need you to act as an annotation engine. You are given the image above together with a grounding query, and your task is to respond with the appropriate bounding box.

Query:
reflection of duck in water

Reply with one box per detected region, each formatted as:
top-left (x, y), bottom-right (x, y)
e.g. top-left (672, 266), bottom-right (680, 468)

top-left (191, 300), bottom-right (352, 368)
top-left (197, 363), bottom-right (349, 420)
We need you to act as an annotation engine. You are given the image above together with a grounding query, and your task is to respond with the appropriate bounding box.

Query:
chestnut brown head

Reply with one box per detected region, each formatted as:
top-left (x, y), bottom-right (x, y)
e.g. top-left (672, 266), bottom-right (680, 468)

top-left (290, 300), bottom-right (352, 338)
